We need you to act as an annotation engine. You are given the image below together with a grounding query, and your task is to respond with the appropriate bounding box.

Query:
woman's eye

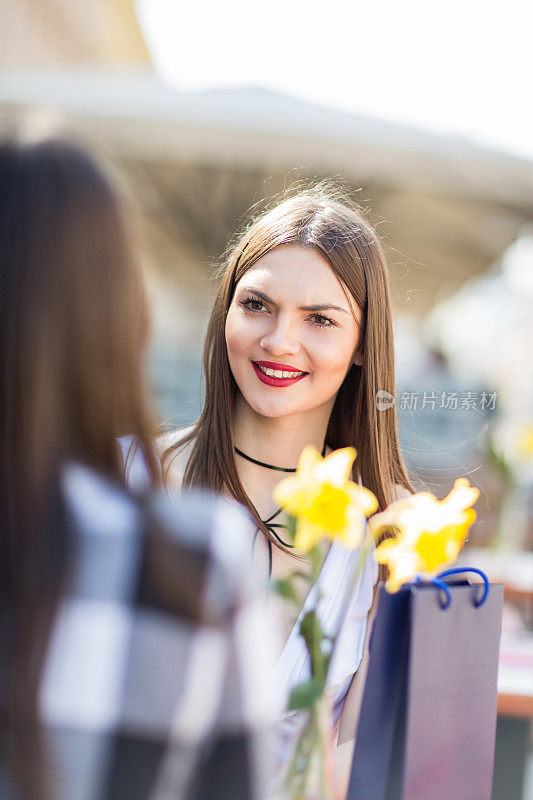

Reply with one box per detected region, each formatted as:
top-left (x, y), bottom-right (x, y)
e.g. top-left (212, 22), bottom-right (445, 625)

top-left (240, 298), bottom-right (266, 312)
top-left (311, 314), bottom-right (336, 328)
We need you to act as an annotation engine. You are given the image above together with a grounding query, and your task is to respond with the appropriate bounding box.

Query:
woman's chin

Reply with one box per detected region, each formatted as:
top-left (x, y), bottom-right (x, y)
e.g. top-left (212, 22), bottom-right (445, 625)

top-left (243, 395), bottom-right (303, 420)
top-left (235, 381), bottom-right (337, 421)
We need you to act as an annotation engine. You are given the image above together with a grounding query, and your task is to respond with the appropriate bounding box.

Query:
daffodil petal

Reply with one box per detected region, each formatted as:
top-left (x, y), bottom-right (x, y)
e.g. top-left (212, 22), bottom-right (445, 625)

top-left (384, 550), bottom-right (419, 591)
top-left (374, 536), bottom-right (401, 564)
top-left (369, 509), bottom-right (402, 540)
top-left (272, 476), bottom-right (309, 515)
top-left (316, 447), bottom-right (357, 485)
top-left (347, 484), bottom-right (379, 516)
top-left (442, 478), bottom-right (480, 512)
top-left (385, 576), bottom-right (403, 593)
top-left (337, 512), bottom-right (365, 549)
top-left (293, 517), bottom-right (323, 552)
top-left (296, 445), bottom-right (324, 481)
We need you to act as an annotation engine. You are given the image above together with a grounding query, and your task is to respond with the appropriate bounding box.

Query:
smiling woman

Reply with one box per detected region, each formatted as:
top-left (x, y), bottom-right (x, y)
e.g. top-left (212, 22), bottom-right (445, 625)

top-left (159, 184), bottom-right (413, 786)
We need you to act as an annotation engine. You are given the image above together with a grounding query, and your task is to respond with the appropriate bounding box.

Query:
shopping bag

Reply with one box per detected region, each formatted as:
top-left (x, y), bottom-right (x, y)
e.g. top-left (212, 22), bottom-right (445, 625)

top-left (347, 568), bottom-right (504, 800)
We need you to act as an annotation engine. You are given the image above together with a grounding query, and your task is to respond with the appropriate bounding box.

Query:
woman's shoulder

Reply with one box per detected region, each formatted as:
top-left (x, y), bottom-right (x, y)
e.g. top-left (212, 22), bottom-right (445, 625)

top-left (120, 437), bottom-right (153, 491)
top-left (117, 426), bottom-right (196, 492)
top-left (157, 425), bottom-right (196, 490)
top-left (157, 424), bottom-right (195, 454)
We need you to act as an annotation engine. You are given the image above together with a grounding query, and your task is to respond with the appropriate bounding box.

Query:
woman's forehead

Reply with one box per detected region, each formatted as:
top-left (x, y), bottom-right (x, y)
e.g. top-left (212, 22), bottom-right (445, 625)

top-left (238, 245), bottom-right (360, 318)
top-left (242, 246), bottom-right (345, 296)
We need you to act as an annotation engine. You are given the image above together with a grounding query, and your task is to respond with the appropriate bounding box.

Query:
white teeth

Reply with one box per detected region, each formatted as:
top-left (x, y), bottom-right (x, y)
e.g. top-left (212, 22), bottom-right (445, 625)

top-left (257, 365), bottom-right (305, 379)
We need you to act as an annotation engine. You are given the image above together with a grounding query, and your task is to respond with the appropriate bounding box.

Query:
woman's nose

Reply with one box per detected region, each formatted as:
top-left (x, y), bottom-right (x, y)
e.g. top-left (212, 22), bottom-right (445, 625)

top-left (259, 314), bottom-right (300, 356)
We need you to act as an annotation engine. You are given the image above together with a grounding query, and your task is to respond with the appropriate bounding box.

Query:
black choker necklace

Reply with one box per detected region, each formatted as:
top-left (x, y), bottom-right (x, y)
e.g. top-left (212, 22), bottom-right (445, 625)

top-left (238, 440), bottom-right (327, 580)
top-left (234, 442), bottom-right (327, 473)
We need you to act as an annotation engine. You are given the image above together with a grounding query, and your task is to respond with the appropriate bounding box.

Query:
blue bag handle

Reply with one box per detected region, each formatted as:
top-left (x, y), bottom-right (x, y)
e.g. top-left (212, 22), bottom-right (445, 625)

top-left (411, 567), bottom-right (489, 610)
top-left (412, 575), bottom-right (452, 609)
top-left (437, 567), bottom-right (490, 608)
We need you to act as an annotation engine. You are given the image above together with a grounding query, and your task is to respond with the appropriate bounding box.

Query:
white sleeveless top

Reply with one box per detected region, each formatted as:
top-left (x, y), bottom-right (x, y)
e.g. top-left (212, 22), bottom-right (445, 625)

top-left (119, 436), bottom-right (378, 750)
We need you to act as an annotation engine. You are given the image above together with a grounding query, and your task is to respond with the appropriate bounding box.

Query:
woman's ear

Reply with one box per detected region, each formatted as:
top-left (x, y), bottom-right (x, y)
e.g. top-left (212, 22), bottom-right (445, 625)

top-left (353, 345), bottom-right (364, 366)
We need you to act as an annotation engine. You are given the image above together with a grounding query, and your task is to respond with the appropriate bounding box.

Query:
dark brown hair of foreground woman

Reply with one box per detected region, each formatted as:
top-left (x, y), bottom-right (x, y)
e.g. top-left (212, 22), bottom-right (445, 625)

top-left (0, 135), bottom-right (159, 800)
top-left (164, 186), bottom-right (413, 577)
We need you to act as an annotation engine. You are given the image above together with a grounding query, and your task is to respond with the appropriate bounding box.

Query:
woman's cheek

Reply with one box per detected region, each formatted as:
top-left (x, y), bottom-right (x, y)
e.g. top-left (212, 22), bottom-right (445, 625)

top-left (309, 336), bottom-right (355, 378)
top-left (225, 312), bottom-right (245, 358)
top-left (227, 331), bottom-right (249, 366)
top-left (227, 312), bottom-right (267, 359)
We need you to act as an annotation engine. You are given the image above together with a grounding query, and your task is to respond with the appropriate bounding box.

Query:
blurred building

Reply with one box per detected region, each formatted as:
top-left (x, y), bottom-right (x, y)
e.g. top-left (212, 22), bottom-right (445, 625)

top-left (0, 0), bottom-right (150, 69)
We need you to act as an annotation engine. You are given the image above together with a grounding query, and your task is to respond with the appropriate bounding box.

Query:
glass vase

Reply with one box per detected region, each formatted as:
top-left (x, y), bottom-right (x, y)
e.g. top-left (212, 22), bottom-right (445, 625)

top-left (282, 690), bottom-right (336, 800)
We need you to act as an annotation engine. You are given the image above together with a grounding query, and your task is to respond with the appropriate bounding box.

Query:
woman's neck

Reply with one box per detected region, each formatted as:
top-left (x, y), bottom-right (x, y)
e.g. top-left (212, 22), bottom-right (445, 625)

top-left (233, 396), bottom-right (333, 474)
top-left (233, 398), bottom-right (333, 518)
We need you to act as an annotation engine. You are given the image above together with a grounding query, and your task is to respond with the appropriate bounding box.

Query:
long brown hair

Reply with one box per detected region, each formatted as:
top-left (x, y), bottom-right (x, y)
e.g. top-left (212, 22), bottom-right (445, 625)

top-left (165, 184), bottom-right (412, 567)
top-left (0, 134), bottom-right (159, 799)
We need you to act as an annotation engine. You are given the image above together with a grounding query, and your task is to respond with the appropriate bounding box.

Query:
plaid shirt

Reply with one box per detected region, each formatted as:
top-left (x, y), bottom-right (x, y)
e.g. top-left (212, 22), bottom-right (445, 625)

top-left (3, 464), bottom-right (277, 800)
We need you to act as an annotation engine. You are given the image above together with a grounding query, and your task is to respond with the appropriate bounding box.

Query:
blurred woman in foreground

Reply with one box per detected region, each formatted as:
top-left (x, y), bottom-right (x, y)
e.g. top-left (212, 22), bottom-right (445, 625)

top-left (0, 135), bottom-right (275, 800)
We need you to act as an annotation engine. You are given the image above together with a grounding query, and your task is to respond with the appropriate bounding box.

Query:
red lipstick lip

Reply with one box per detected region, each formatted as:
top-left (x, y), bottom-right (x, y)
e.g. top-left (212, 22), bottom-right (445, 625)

top-left (252, 361), bottom-right (308, 388)
top-left (254, 360), bottom-right (308, 372)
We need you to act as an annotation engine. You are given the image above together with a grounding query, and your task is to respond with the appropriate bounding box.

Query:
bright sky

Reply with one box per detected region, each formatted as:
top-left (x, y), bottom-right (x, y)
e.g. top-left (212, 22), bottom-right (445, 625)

top-left (136, 0), bottom-right (533, 161)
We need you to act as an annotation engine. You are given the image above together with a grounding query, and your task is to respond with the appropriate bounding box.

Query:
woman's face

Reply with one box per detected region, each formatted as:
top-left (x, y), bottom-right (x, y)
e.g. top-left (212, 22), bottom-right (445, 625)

top-left (225, 244), bottom-right (363, 421)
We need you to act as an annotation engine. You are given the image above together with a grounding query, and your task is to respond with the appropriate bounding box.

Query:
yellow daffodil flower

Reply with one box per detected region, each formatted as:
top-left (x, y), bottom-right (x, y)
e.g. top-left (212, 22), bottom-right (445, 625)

top-left (371, 478), bottom-right (479, 592)
top-left (517, 423), bottom-right (533, 461)
top-left (273, 445), bottom-right (378, 552)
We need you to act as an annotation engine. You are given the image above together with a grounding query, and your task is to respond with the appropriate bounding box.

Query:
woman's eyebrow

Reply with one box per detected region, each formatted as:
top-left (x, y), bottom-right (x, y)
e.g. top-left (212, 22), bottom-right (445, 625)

top-left (300, 303), bottom-right (349, 315)
top-left (238, 288), bottom-right (349, 315)
top-left (239, 288), bottom-right (272, 304)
